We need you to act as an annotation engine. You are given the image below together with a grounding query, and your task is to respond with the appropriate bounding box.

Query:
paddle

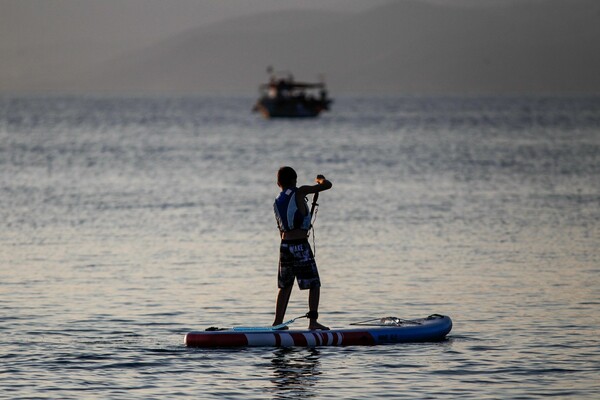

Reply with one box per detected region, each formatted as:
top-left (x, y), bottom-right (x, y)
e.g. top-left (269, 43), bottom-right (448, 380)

top-left (350, 316), bottom-right (423, 326)
top-left (310, 191), bottom-right (319, 219)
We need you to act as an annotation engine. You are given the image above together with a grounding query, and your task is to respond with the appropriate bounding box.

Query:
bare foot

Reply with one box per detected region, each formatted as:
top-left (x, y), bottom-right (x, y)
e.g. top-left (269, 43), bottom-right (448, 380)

top-left (308, 321), bottom-right (330, 330)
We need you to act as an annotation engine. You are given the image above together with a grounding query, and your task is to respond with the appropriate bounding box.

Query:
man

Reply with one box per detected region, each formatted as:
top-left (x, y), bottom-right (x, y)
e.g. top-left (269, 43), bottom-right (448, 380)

top-left (273, 166), bottom-right (333, 330)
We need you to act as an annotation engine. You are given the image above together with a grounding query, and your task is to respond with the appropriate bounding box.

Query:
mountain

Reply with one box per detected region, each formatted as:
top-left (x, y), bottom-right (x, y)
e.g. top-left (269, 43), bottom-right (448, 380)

top-left (2, 0), bottom-right (600, 95)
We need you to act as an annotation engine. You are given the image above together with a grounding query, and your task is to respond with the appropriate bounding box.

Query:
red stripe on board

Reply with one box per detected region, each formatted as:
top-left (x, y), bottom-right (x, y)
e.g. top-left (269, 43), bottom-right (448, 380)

top-left (318, 332), bottom-right (329, 345)
top-left (333, 332), bottom-right (340, 345)
top-left (185, 332), bottom-right (249, 348)
top-left (290, 332), bottom-right (308, 346)
top-left (311, 332), bottom-right (321, 346)
top-left (340, 331), bottom-right (376, 346)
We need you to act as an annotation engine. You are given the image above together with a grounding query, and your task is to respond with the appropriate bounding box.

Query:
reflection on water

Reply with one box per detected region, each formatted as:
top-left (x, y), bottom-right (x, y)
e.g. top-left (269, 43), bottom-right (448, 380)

top-left (269, 348), bottom-right (321, 399)
top-left (1, 96), bottom-right (599, 399)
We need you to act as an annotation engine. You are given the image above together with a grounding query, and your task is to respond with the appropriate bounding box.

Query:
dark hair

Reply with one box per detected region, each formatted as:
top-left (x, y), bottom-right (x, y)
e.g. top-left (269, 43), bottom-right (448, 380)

top-left (277, 166), bottom-right (297, 188)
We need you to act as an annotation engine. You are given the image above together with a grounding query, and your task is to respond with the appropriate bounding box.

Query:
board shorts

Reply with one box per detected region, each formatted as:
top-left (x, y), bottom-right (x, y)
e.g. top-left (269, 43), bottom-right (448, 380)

top-left (278, 238), bottom-right (321, 290)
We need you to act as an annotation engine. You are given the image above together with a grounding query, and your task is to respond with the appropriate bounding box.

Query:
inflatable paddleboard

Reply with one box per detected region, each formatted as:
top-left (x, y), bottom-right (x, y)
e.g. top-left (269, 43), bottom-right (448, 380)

top-left (185, 314), bottom-right (452, 348)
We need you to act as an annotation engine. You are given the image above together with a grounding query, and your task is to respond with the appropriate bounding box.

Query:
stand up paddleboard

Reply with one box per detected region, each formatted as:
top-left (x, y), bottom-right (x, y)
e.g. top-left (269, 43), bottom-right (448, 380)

top-left (185, 314), bottom-right (452, 348)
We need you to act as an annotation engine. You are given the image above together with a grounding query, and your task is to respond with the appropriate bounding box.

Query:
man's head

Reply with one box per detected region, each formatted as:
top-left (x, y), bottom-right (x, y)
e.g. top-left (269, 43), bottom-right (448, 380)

top-left (277, 166), bottom-right (297, 189)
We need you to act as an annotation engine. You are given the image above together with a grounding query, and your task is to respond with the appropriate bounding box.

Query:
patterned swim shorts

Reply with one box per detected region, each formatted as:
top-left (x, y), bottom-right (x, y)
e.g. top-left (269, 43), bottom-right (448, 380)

top-left (278, 239), bottom-right (321, 290)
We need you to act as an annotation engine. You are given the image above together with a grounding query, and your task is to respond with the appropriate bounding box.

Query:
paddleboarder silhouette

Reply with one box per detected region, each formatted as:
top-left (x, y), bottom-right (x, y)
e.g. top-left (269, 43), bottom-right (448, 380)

top-left (272, 166), bottom-right (332, 330)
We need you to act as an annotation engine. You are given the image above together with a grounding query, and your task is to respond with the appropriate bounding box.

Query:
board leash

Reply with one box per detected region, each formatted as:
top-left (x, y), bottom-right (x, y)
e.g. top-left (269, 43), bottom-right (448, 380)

top-left (231, 313), bottom-right (308, 331)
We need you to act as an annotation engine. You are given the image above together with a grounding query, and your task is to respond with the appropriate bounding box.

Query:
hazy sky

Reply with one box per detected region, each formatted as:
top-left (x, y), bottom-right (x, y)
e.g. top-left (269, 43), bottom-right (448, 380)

top-left (0, 0), bottom-right (383, 47)
top-left (0, 0), bottom-right (386, 93)
top-left (2, 0), bottom-right (599, 95)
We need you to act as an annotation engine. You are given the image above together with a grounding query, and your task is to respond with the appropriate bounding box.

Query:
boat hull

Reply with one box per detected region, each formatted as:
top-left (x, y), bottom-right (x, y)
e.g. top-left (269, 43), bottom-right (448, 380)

top-left (185, 315), bottom-right (452, 348)
top-left (254, 98), bottom-right (330, 118)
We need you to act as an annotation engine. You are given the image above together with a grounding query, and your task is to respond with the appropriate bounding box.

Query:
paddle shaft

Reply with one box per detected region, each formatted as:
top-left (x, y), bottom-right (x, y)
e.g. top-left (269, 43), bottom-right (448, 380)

top-left (310, 192), bottom-right (319, 218)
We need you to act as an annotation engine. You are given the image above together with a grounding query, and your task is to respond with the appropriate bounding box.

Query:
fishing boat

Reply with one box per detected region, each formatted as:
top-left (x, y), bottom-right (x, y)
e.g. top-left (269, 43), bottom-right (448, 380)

top-left (252, 67), bottom-right (332, 119)
top-left (185, 314), bottom-right (452, 348)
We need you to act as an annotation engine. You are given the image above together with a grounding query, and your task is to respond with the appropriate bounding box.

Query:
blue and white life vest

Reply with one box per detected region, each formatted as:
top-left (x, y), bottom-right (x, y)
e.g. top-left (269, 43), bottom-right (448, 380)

top-left (274, 188), bottom-right (312, 232)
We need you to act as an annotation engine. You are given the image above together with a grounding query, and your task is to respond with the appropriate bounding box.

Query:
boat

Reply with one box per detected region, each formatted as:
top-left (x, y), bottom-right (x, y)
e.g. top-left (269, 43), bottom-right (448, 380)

top-left (185, 314), bottom-right (452, 348)
top-left (252, 67), bottom-right (332, 119)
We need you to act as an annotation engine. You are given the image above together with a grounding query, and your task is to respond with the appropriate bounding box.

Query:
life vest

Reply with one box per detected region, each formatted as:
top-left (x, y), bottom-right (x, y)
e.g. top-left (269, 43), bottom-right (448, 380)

top-left (274, 188), bottom-right (312, 232)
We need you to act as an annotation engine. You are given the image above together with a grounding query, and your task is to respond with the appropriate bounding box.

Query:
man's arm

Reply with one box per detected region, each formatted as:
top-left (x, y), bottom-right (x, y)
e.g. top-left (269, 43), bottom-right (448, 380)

top-left (297, 174), bottom-right (333, 197)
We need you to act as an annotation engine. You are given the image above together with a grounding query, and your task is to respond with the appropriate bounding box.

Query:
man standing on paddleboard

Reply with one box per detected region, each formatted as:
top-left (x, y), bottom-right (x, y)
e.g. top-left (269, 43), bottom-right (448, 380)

top-left (273, 166), bottom-right (332, 330)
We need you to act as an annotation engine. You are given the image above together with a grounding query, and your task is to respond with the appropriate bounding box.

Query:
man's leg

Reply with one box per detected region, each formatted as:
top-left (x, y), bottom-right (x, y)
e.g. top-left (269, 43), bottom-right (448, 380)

top-left (308, 286), bottom-right (329, 330)
top-left (273, 285), bottom-right (293, 326)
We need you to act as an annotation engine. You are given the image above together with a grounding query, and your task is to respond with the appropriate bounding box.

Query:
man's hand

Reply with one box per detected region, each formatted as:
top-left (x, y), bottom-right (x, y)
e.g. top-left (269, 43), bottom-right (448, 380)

top-left (298, 175), bottom-right (332, 196)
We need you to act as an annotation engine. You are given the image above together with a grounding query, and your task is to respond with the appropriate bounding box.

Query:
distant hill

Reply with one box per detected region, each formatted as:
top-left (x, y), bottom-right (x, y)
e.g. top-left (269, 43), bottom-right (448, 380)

top-left (2, 0), bottom-right (600, 95)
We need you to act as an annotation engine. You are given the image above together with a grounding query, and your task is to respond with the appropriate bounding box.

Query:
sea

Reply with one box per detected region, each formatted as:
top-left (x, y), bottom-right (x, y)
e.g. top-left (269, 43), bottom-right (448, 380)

top-left (1, 95), bottom-right (599, 399)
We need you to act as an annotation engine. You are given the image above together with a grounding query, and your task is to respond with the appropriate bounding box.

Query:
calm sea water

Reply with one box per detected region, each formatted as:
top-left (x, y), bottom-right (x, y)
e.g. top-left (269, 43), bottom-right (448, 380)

top-left (1, 96), bottom-right (599, 399)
